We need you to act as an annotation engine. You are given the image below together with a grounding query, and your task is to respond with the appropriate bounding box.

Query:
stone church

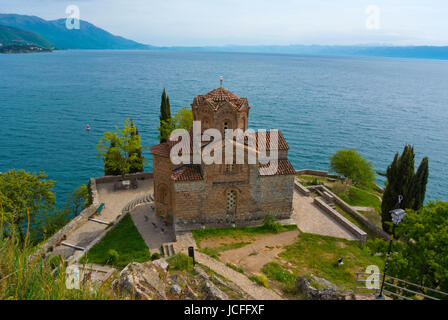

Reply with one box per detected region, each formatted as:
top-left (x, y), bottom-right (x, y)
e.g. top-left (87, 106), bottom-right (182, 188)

top-left (150, 86), bottom-right (295, 231)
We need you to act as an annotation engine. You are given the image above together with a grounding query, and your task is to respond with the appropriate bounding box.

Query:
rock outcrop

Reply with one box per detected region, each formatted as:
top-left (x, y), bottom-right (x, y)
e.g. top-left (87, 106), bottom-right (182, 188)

top-left (296, 274), bottom-right (346, 300)
top-left (113, 261), bottom-right (167, 300)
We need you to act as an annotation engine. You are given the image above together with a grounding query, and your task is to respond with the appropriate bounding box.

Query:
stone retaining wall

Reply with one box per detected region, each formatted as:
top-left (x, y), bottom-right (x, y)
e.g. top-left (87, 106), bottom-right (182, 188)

top-left (295, 169), bottom-right (340, 179)
top-left (308, 185), bottom-right (389, 240)
top-left (93, 172), bottom-right (153, 184)
top-left (314, 197), bottom-right (367, 242)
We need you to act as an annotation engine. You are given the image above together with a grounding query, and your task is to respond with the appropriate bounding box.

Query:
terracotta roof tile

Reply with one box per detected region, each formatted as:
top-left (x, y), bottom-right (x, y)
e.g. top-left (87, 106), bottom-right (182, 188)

top-left (194, 88), bottom-right (247, 110)
top-left (150, 143), bottom-right (170, 157)
top-left (259, 159), bottom-right (295, 176)
top-left (171, 165), bottom-right (203, 181)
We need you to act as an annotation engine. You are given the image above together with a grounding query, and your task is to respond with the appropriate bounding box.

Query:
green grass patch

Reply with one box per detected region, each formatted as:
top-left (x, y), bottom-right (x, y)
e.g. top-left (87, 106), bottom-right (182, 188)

top-left (167, 253), bottom-right (194, 272)
top-left (262, 262), bottom-right (296, 284)
top-left (296, 175), bottom-right (334, 186)
top-left (199, 241), bottom-right (251, 260)
top-left (248, 274), bottom-right (269, 288)
top-left (226, 262), bottom-right (245, 274)
top-left (333, 203), bottom-right (376, 240)
top-left (192, 224), bottom-right (297, 247)
top-left (337, 186), bottom-right (381, 212)
top-left (80, 214), bottom-right (150, 269)
top-left (280, 233), bottom-right (384, 291)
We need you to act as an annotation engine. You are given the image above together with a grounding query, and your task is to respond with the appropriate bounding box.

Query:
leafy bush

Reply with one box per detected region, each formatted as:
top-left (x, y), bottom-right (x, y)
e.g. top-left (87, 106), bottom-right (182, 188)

top-left (167, 253), bottom-right (194, 271)
top-left (106, 249), bottom-right (119, 265)
top-left (261, 214), bottom-right (282, 233)
top-left (330, 149), bottom-right (375, 187)
top-left (150, 253), bottom-right (161, 261)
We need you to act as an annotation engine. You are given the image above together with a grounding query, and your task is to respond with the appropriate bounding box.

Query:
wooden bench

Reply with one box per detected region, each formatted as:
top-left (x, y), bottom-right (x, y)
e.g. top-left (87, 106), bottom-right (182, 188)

top-left (95, 203), bottom-right (105, 214)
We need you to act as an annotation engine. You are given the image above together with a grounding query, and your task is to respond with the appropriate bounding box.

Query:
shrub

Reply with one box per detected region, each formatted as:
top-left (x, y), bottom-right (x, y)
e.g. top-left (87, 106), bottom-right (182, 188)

top-left (262, 214), bottom-right (282, 233)
top-left (167, 253), bottom-right (193, 271)
top-left (150, 253), bottom-right (161, 261)
top-left (106, 249), bottom-right (119, 265)
top-left (249, 274), bottom-right (269, 288)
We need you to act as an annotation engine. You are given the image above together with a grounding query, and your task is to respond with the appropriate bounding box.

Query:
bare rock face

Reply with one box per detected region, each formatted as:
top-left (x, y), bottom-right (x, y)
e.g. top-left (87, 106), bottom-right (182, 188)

top-left (204, 280), bottom-right (228, 300)
top-left (296, 274), bottom-right (346, 300)
top-left (113, 262), bottom-right (167, 300)
top-left (194, 266), bottom-right (209, 280)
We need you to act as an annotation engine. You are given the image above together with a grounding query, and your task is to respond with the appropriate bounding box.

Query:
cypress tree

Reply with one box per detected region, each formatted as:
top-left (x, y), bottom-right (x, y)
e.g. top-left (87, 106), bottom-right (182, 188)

top-left (412, 157), bottom-right (429, 211)
top-left (381, 145), bottom-right (429, 233)
top-left (159, 89), bottom-right (171, 143)
top-left (129, 120), bottom-right (144, 173)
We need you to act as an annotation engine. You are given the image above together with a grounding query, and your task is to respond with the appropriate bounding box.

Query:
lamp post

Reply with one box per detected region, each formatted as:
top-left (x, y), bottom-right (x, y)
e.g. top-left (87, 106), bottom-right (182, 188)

top-left (377, 195), bottom-right (406, 300)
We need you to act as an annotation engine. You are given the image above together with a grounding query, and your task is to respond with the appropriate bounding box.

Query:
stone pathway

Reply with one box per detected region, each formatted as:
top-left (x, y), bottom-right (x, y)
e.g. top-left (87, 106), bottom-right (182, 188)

top-left (291, 189), bottom-right (357, 240)
top-left (130, 204), bottom-right (175, 252)
top-left (193, 251), bottom-right (282, 300)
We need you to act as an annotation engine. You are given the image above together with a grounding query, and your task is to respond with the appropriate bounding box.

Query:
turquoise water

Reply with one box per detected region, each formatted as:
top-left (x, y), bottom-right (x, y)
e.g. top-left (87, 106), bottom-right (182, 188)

top-left (1, 50), bottom-right (447, 205)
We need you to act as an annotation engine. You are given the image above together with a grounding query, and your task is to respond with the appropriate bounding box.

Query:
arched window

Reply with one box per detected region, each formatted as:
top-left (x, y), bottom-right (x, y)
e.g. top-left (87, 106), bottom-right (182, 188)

top-left (226, 189), bottom-right (237, 214)
top-left (158, 184), bottom-right (168, 204)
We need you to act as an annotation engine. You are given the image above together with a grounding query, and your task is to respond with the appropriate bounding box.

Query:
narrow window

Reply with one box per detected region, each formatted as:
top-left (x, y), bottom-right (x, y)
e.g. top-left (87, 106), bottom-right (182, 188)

top-left (226, 190), bottom-right (237, 214)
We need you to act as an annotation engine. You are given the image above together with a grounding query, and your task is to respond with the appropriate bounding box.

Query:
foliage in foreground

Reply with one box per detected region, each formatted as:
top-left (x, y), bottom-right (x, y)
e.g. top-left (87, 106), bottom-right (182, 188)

top-left (80, 214), bottom-right (151, 268)
top-left (167, 253), bottom-right (194, 272)
top-left (0, 233), bottom-right (113, 300)
top-left (329, 149), bottom-right (376, 187)
top-left (374, 201), bottom-right (448, 296)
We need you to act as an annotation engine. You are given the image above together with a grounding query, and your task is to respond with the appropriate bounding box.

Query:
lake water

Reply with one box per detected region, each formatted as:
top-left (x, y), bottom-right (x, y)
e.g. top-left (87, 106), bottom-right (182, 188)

top-left (1, 50), bottom-right (447, 205)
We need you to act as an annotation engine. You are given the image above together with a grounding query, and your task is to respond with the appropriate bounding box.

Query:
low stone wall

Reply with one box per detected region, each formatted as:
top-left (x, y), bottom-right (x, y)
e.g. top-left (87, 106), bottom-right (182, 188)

top-left (333, 194), bottom-right (389, 240)
top-left (93, 172), bottom-right (153, 184)
top-left (309, 185), bottom-right (389, 240)
top-left (294, 180), bottom-right (310, 196)
top-left (314, 197), bottom-right (367, 242)
top-left (295, 169), bottom-right (340, 179)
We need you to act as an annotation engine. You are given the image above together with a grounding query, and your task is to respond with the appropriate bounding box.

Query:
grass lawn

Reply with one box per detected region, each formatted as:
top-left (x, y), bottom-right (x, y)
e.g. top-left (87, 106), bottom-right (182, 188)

top-left (337, 186), bottom-right (381, 212)
top-left (80, 214), bottom-right (151, 269)
top-left (274, 232), bottom-right (384, 291)
top-left (192, 224), bottom-right (297, 247)
top-left (193, 223), bottom-right (297, 260)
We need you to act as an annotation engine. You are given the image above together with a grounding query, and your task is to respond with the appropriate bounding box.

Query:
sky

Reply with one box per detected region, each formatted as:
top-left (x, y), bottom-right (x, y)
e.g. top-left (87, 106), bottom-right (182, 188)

top-left (1, 0), bottom-right (447, 46)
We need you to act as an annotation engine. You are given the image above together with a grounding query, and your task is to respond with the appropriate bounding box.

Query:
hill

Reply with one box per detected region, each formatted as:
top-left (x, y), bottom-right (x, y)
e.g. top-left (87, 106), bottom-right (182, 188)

top-left (0, 13), bottom-right (149, 50)
top-left (0, 24), bottom-right (54, 49)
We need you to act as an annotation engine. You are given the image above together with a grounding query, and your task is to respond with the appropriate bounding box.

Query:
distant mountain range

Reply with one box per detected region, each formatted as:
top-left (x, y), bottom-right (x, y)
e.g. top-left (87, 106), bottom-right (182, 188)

top-left (1, 13), bottom-right (447, 59)
top-left (0, 13), bottom-right (149, 49)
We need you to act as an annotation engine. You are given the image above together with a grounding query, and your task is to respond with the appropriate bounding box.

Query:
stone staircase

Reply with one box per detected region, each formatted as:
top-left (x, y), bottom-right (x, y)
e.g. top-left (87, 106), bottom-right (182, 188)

top-left (122, 193), bottom-right (154, 214)
top-left (161, 242), bottom-right (176, 257)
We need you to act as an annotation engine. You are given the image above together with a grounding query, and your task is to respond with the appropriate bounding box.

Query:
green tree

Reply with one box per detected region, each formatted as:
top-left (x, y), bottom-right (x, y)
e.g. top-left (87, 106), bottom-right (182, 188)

top-left (128, 120), bottom-right (144, 173)
top-left (66, 184), bottom-right (89, 217)
top-left (98, 119), bottom-right (148, 178)
top-left (157, 107), bottom-right (193, 143)
top-left (381, 145), bottom-right (429, 232)
top-left (0, 170), bottom-right (55, 243)
top-left (104, 138), bottom-right (122, 176)
top-left (388, 201), bottom-right (448, 295)
top-left (329, 149), bottom-right (376, 187)
top-left (159, 89), bottom-right (171, 143)
top-left (412, 157), bottom-right (429, 211)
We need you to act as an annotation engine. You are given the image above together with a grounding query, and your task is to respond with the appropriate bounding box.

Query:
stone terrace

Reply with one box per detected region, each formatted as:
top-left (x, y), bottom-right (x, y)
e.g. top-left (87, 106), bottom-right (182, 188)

top-left (52, 178), bottom-right (154, 260)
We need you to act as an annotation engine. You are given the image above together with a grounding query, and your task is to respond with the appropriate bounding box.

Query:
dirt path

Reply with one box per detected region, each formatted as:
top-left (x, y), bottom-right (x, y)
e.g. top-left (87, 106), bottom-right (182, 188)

top-left (195, 251), bottom-right (282, 300)
top-left (219, 230), bottom-right (299, 274)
